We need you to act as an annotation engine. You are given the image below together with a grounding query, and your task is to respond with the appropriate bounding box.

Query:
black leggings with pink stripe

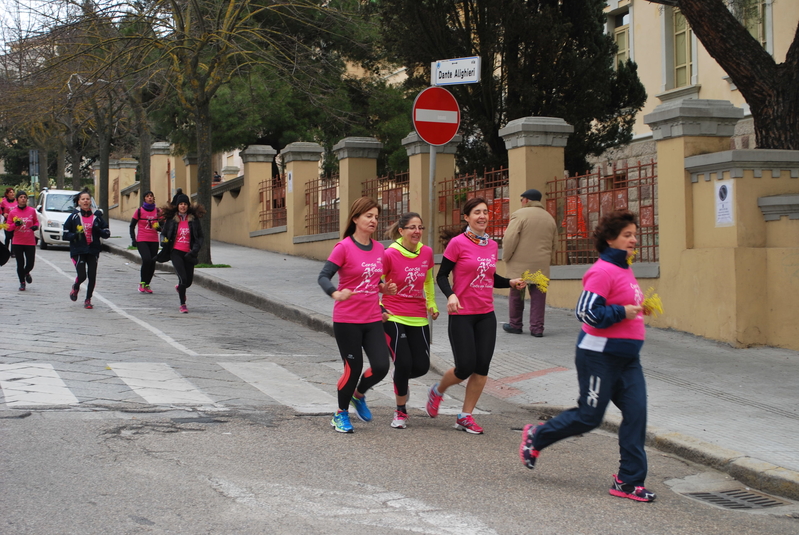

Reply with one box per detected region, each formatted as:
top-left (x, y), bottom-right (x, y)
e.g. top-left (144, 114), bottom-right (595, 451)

top-left (332, 321), bottom-right (390, 411)
top-left (73, 254), bottom-right (98, 299)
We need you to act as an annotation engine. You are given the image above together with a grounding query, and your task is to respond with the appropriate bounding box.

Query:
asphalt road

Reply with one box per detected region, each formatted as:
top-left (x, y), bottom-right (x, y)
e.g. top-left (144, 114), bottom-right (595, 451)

top-left (2, 248), bottom-right (798, 534)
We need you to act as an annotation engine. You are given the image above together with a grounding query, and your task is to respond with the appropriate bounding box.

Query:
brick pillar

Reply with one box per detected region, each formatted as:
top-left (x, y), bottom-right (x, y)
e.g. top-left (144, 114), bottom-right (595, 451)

top-left (402, 131), bottom-right (461, 252)
top-left (332, 137), bottom-right (382, 237)
top-left (280, 142), bottom-right (324, 241)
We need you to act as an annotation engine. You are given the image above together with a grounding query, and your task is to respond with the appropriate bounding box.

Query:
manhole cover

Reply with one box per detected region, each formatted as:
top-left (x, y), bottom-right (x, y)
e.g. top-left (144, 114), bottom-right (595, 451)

top-left (685, 489), bottom-right (789, 510)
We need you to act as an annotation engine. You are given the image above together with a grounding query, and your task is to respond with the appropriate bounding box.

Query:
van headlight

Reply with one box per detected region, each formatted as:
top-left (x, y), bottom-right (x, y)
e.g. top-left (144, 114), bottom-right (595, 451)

top-left (47, 220), bottom-right (61, 228)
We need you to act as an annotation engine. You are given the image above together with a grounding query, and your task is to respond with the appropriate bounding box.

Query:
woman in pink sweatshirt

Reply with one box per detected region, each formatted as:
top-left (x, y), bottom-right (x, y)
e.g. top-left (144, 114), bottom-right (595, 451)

top-left (6, 191), bottom-right (39, 291)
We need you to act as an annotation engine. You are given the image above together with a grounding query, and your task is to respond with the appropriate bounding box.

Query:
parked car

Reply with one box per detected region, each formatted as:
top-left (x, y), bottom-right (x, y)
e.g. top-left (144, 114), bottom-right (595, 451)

top-left (36, 189), bottom-right (99, 249)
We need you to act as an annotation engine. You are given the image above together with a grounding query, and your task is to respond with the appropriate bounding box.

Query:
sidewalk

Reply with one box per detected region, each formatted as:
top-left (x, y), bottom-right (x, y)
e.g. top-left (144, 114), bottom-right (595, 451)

top-left (107, 218), bottom-right (799, 500)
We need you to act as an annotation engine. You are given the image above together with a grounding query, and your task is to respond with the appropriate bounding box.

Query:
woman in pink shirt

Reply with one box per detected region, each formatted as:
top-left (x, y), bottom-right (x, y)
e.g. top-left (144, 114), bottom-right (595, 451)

top-left (6, 191), bottom-right (40, 291)
top-left (426, 197), bottom-right (525, 434)
top-left (129, 190), bottom-right (161, 293)
top-left (381, 212), bottom-right (439, 429)
top-left (318, 197), bottom-right (396, 434)
top-left (63, 188), bottom-right (111, 309)
top-left (1, 187), bottom-right (16, 254)
top-left (157, 190), bottom-right (205, 314)
top-left (519, 210), bottom-right (656, 502)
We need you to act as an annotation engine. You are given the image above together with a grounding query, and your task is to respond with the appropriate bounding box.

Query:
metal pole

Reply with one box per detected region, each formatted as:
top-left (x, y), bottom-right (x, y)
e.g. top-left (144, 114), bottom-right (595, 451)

top-left (428, 143), bottom-right (437, 341)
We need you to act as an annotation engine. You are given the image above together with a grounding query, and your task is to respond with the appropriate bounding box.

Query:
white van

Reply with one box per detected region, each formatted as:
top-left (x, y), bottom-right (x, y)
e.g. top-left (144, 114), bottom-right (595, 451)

top-left (36, 189), bottom-right (98, 249)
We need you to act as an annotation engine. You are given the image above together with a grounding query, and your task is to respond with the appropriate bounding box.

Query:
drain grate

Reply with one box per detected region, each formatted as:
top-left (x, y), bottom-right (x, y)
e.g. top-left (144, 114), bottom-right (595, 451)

top-left (685, 489), bottom-right (789, 510)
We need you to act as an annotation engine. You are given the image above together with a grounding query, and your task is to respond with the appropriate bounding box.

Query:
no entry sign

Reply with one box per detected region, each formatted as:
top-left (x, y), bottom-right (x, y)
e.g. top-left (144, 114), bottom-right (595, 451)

top-left (412, 87), bottom-right (460, 146)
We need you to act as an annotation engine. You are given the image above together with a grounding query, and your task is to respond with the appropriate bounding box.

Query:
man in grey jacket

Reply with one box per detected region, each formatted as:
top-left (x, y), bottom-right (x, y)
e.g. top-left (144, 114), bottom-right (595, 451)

top-left (502, 189), bottom-right (557, 337)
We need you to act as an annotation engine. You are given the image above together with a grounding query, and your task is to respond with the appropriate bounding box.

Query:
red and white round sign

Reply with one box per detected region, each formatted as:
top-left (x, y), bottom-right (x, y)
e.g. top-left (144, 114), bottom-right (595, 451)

top-left (412, 87), bottom-right (460, 146)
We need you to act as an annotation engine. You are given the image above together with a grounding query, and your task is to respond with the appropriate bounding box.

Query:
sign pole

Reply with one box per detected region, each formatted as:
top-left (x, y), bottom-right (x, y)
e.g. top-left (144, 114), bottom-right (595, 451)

top-left (428, 143), bottom-right (437, 341)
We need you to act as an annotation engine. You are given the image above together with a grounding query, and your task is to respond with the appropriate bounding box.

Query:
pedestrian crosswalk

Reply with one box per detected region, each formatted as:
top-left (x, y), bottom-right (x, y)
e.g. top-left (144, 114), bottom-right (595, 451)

top-left (0, 361), bottom-right (475, 415)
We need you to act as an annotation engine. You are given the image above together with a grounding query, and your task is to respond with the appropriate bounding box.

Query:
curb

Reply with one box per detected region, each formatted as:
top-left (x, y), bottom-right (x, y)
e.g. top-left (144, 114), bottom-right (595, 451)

top-left (106, 243), bottom-right (799, 502)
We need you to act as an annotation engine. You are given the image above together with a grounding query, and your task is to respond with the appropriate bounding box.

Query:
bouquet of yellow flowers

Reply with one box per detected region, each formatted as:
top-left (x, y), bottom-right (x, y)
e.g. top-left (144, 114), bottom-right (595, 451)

top-left (521, 269), bottom-right (550, 293)
top-left (0, 223), bottom-right (7, 231)
top-left (151, 221), bottom-right (160, 230)
top-left (642, 287), bottom-right (664, 318)
top-left (13, 216), bottom-right (21, 224)
top-left (627, 249), bottom-right (638, 266)
top-left (76, 225), bottom-right (84, 234)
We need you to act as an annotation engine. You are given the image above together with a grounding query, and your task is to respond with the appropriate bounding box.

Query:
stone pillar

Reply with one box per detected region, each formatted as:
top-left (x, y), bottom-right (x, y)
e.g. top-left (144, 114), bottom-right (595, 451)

top-left (150, 142), bottom-right (172, 206)
top-left (498, 117), bottom-right (573, 202)
top-left (402, 132), bottom-right (461, 251)
top-left (280, 142), bottom-right (324, 241)
top-left (182, 153), bottom-right (198, 198)
top-left (240, 145), bottom-right (277, 235)
top-left (221, 165), bottom-right (240, 181)
top-left (117, 157), bottom-right (138, 216)
top-left (332, 137), bottom-right (382, 237)
top-left (644, 99), bottom-right (745, 343)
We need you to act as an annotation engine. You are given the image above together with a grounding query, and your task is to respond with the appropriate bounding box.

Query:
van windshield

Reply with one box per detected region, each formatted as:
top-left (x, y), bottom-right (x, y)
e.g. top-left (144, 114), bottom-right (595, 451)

top-left (45, 194), bottom-right (79, 212)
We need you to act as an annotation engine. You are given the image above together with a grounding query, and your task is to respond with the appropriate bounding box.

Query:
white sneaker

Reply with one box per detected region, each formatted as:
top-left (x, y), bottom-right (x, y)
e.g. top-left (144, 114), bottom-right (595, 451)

top-left (391, 410), bottom-right (408, 429)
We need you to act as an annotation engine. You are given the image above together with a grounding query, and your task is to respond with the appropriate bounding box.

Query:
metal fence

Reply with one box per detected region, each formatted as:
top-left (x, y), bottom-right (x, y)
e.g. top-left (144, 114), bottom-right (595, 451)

top-left (545, 160), bottom-right (658, 265)
top-left (305, 173), bottom-right (340, 235)
top-left (258, 174), bottom-right (286, 230)
top-left (437, 167), bottom-right (510, 247)
top-left (361, 171), bottom-right (410, 240)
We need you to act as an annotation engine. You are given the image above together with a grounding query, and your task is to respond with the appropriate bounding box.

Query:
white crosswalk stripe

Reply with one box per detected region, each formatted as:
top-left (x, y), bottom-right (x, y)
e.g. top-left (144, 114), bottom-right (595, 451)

top-left (108, 362), bottom-right (216, 406)
top-left (220, 362), bottom-right (338, 413)
top-left (0, 363), bottom-right (80, 406)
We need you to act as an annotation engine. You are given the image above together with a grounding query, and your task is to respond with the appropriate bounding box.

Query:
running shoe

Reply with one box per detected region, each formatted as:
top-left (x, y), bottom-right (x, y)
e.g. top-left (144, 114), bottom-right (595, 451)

top-left (519, 423), bottom-right (541, 469)
top-left (138, 282), bottom-right (146, 293)
top-left (455, 414), bottom-right (484, 434)
top-left (179, 304), bottom-right (188, 314)
top-left (350, 395), bottom-right (372, 422)
top-left (143, 284), bottom-right (153, 294)
top-left (84, 299), bottom-right (93, 310)
top-left (331, 411), bottom-right (354, 433)
top-left (18, 282), bottom-right (25, 291)
top-left (609, 474), bottom-right (656, 502)
top-left (69, 284), bottom-right (79, 302)
top-left (391, 410), bottom-right (408, 429)
top-left (25, 273), bottom-right (32, 284)
top-left (425, 383), bottom-right (443, 418)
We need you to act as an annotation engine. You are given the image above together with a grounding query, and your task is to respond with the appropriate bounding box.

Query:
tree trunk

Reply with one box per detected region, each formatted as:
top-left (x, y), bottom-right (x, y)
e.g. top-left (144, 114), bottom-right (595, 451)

top-left (70, 141), bottom-right (82, 191)
top-left (56, 146), bottom-right (66, 189)
top-left (675, 0), bottom-right (799, 150)
top-left (98, 130), bottom-right (111, 215)
top-left (131, 89), bottom-right (152, 196)
top-left (38, 147), bottom-right (49, 189)
top-left (194, 98), bottom-right (213, 265)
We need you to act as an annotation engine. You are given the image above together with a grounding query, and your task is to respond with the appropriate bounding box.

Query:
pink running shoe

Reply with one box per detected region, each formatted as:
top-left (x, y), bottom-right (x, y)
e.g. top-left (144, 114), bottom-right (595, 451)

top-left (391, 410), bottom-right (408, 429)
top-left (179, 304), bottom-right (188, 313)
top-left (609, 474), bottom-right (656, 502)
top-left (143, 284), bottom-right (153, 294)
top-left (455, 414), bottom-right (483, 434)
top-left (425, 383), bottom-right (443, 418)
top-left (138, 282), bottom-right (146, 293)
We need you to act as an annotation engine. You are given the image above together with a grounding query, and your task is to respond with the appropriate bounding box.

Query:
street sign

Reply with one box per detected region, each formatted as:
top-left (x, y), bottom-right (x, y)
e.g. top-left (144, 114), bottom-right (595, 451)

top-left (412, 87), bottom-right (460, 146)
top-left (431, 56), bottom-right (481, 86)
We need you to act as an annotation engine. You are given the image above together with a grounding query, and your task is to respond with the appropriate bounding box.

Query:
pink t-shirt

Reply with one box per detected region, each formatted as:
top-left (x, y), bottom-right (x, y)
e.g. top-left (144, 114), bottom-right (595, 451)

top-left (81, 214), bottom-right (95, 245)
top-left (327, 237), bottom-right (384, 323)
top-left (1, 198), bottom-right (16, 218)
top-left (442, 233), bottom-right (499, 315)
top-left (7, 206), bottom-right (37, 246)
top-left (581, 259), bottom-right (646, 341)
top-left (174, 219), bottom-right (191, 252)
top-left (134, 207), bottom-right (160, 242)
top-left (382, 245), bottom-right (434, 318)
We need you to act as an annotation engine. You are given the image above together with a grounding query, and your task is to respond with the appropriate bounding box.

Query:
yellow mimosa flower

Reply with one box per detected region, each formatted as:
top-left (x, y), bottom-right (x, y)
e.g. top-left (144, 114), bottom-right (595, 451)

top-left (521, 269), bottom-right (550, 293)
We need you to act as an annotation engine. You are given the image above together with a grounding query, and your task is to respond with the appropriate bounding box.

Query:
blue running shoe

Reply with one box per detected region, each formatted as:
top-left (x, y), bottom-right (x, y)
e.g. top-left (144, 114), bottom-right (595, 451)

top-left (350, 395), bottom-right (372, 422)
top-left (331, 411), bottom-right (353, 433)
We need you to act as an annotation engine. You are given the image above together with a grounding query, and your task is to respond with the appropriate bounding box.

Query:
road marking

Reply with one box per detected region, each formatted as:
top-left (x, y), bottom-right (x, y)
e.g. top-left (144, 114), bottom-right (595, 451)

top-left (220, 362), bottom-right (338, 413)
top-left (208, 478), bottom-right (498, 534)
top-left (40, 257), bottom-right (198, 357)
top-left (108, 362), bottom-right (215, 405)
top-left (0, 363), bottom-right (79, 406)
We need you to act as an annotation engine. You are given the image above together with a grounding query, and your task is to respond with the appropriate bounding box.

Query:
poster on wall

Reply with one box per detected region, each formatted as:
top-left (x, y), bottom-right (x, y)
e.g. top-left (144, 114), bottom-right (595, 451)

top-left (287, 170), bottom-right (293, 193)
top-left (715, 179), bottom-right (734, 227)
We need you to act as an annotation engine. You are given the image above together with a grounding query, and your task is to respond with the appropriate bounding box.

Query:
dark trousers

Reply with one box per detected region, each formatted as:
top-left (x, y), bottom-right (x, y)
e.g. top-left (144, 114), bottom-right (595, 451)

top-left (12, 244), bottom-right (35, 283)
top-left (73, 254), bottom-right (98, 299)
top-left (448, 312), bottom-right (497, 379)
top-left (508, 284), bottom-right (547, 334)
top-left (333, 321), bottom-right (391, 411)
top-left (384, 321), bottom-right (430, 398)
top-left (137, 241), bottom-right (158, 285)
top-left (533, 345), bottom-right (649, 485)
top-left (171, 250), bottom-right (195, 304)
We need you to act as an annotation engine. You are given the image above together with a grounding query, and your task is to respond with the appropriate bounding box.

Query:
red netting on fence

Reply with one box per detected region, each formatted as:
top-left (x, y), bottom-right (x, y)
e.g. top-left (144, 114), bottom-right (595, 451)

top-left (258, 174), bottom-right (286, 230)
top-left (545, 160), bottom-right (658, 265)
top-left (305, 174), bottom-right (340, 235)
top-left (361, 171), bottom-right (410, 240)
top-left (437, 167), bottom-right (509, 247)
